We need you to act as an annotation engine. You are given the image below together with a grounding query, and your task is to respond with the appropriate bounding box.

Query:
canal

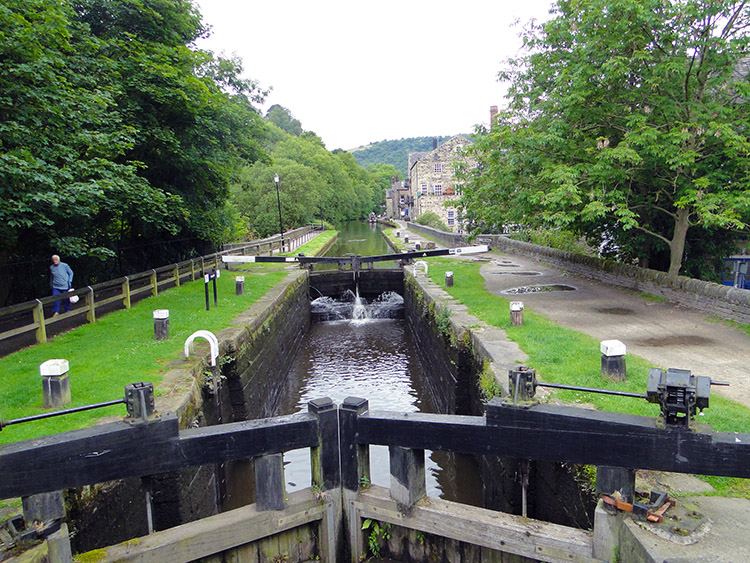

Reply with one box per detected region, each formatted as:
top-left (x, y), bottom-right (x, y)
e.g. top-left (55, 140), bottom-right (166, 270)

top-left (281, 221), bottom-right (481, 505)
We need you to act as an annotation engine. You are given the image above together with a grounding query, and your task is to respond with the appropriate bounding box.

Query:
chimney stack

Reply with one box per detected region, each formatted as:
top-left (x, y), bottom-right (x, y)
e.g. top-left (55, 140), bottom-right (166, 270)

top-left (433, 137), bottom-right (438, 150)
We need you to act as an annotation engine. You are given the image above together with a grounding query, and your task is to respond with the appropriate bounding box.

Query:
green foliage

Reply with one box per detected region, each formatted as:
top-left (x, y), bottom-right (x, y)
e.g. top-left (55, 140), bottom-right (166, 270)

top-left (266, 104), bottom-right (302, 136)
top-left (0, 0), bottom-right (269, 301)
top-left (509, 229), bottom-right (594, 255)
top-left (351, 136), bottom-right (454, 177)
top-left (230, 123), bottom-right (386, 237)
top-left (459, 0), bottom-right (750, 277)
top-left (479, 361), bottom-right (502, 402)
top-left (415, 211), bottom-right (450, 232)
top-left (435, 304), bottom-right (452, 339)
top-left (361, 519), bottom-right (391, 559)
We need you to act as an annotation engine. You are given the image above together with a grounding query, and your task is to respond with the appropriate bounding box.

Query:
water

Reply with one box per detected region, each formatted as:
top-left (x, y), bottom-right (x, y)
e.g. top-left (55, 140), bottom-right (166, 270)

top-left (279, 318), bottom-right (479, 505)
top-left (318, 221), bottom-right (396, 269)
top-left (311, 290), bottom-right (404, 322)
top-left (283, 221), bottom-right (480, 504)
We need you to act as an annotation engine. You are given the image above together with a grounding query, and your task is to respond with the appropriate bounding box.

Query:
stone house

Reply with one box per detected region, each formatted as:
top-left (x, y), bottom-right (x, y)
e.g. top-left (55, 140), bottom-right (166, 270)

top-left (408, 135), bottom-right (474, 231)
top-left (386, 177), bottom-right (413, 219)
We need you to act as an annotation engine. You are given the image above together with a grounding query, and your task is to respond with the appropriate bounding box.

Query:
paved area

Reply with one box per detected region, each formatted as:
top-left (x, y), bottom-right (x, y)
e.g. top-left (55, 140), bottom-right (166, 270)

top-left (397, 222), bottom-right (750, 410)
top-left (478, 253), bottom-right (750, 410)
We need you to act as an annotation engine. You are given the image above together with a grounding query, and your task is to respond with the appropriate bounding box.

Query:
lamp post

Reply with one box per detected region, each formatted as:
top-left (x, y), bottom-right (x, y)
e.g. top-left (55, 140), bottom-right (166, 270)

top-left (274, 173), bottom-right (285, 253)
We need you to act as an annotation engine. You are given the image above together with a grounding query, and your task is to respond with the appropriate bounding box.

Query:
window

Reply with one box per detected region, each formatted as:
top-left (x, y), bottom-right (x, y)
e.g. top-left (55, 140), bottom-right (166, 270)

top-left (434, 163), bottom-right (443, 173)
top-left (447, 210), bottom-right (455, 226)
top-left (434, 184), bottom-right (443, 196)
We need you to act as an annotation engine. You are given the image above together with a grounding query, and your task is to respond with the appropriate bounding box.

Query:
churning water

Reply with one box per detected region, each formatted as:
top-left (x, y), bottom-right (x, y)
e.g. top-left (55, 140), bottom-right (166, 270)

top-left (310, 290), bottom-right (404, 322)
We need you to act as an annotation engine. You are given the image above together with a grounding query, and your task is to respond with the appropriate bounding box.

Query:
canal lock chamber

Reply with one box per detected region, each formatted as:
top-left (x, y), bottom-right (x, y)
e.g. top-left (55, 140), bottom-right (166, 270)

top-left (64, 264), bottom-right (596, 556)
top-left (219, 267), bottom-right (596, 527)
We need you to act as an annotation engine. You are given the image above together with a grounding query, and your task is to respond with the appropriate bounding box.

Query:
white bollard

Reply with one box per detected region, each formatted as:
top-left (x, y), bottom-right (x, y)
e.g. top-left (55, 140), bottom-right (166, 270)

top-left (40, 359), bottom-right (71, 408)
top-left (600, 339), bottom-right (627, 381)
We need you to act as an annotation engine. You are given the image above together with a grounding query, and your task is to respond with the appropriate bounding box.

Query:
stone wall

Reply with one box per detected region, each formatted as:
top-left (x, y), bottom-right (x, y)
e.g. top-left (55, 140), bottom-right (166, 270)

top-left (406, 222), bottom-right (750, 324)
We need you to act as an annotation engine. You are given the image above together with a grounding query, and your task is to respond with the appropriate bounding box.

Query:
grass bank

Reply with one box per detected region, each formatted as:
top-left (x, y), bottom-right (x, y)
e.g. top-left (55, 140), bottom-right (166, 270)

top-left (426, 257), bottom-right (750, 498)
top-left (0, 230), bottom-right (335, 446)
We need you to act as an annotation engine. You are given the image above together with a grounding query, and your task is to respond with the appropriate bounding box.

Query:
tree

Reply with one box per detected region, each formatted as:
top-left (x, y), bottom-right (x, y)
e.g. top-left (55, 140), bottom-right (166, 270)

top-left (0, 0), bottom-right (268, 304)
top-left (460, 0), bottom-right (750, 276)
top-left (266, 104), bottom-right (303, 136)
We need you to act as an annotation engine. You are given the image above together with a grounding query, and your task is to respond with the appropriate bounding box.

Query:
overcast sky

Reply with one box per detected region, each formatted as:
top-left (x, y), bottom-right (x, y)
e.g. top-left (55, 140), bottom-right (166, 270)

top-left (195, 0), bottom-right (556, 151)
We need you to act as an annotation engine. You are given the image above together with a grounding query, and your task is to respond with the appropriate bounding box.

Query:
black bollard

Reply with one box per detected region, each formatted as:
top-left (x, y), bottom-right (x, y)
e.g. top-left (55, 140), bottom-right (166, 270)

top-left (600, 340), bottom-right (627, 381)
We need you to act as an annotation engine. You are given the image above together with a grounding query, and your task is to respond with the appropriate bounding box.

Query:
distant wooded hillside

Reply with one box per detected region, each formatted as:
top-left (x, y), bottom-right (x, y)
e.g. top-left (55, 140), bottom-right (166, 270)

top-left (350, 136), bottom-right (455, 178)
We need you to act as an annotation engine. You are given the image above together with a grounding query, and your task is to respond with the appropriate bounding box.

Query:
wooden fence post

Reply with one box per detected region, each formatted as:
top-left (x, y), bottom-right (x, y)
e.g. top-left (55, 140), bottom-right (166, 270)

top-left (86, 286), bottom-right (96, 324)
top-left (190, 259), bottom-right (196, 282)
top-left (308, 398), bottom-right (340, 491)
top-left (340, 397), bottom-right (370, 492)
top-left (122, 277), bottom-right (131, 309)
top-left (150, 270), bottom-right (158, 297)
top-left (33, 299), bottom-right (47, 344)
top-left (173, 264), bottom-right (180, 287)
top-left (389, 446), bottom-right (426, 507)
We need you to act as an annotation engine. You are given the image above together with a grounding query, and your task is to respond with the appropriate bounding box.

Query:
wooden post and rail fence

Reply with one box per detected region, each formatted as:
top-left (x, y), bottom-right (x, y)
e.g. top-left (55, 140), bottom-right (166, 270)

top-left (0, 225), bottom-right (323, 351)
top-left (1, 383), bottom-right (748, 562)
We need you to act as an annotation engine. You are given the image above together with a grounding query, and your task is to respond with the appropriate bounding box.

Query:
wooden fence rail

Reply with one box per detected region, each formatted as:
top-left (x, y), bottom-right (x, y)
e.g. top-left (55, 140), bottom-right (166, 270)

top-left (0, 225), bottom-right (322, 352)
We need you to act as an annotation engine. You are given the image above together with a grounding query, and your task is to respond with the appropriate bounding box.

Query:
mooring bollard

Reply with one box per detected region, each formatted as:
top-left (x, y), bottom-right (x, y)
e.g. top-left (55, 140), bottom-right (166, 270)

top-left (416, 242), bottom-right (421, 251)
top-left (600, 339), bottom-right (627, 381)
top-left (153, 309), bottom-right (169, 341)
top-left (40, 359), bottom-right (71, 409)
top-left (445, 271), bottom-right (454, 287)
top-left (235, 276), bottom-right (245, 296)
top-left (510, 301), bottom-right (524, 326)
top-left (404, 236), bottom-right (409, 244)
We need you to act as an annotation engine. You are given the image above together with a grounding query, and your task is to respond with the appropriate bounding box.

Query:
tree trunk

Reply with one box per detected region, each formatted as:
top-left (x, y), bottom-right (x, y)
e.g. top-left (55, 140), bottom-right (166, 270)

top-left (668, 208), bottom-right (690, 276)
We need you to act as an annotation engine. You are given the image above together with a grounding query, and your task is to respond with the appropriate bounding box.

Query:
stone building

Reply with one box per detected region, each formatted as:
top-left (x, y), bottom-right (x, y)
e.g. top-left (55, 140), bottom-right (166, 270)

top-left (385, 177), bottom-right (413, 220)
top-left (408, 135), bottom-right (474, 231)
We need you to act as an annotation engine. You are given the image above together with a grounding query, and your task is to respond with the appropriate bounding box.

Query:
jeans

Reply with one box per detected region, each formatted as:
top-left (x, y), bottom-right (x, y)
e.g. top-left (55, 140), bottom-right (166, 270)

top-left (52, 287), bottom-right (71, 314)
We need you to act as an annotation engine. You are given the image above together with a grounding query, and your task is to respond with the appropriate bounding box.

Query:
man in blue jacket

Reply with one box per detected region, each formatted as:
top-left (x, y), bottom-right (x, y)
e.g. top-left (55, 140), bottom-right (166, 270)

top-left (50, 255), bottom-right (74, 316)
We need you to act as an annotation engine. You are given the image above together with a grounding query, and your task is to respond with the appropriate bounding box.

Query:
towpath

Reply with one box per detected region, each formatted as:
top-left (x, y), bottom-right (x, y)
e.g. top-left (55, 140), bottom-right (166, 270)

top-left (395, 223), bottom-right (750, 409)
top-left (480, 253), bottom-right (750, 409)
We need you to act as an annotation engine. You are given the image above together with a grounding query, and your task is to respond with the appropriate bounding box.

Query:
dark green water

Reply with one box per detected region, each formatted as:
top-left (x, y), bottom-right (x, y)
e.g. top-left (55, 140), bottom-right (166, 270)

top-left (320, 221), bottom-right (396, 268)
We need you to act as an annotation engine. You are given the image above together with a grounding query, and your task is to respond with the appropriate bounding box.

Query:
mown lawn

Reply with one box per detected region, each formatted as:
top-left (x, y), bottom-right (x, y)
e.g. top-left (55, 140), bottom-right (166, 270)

top-left (0, 230), bottom-right (334, 445)
top-left (425, 257), bottom-right (750, 498)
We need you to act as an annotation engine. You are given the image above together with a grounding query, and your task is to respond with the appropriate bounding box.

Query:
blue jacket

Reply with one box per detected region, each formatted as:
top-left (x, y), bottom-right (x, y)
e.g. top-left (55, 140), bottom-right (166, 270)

top-left (50, 262), bottom-right (74, 290)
